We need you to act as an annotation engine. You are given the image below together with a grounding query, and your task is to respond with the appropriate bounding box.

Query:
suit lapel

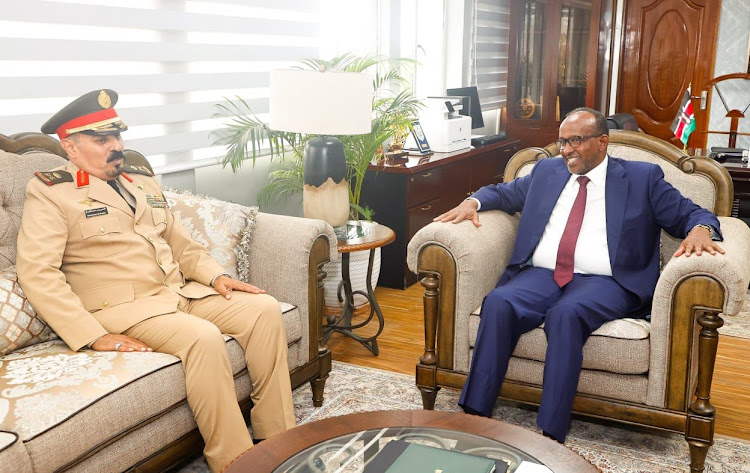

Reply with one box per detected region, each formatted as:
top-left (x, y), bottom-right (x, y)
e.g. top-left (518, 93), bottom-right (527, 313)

top-left (605, 158), bottom-right (628, 267)
top-left (527, 164), bottom-right (570, 247)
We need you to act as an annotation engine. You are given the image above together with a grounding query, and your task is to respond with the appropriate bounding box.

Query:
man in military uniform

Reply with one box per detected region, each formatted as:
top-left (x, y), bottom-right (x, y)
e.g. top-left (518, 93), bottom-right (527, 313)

top-left (16, 89), bottom-right (295, 472)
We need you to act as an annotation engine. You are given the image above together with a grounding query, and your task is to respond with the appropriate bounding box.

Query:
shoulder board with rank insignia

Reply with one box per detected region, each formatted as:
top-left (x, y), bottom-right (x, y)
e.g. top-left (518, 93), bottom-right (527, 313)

top-left (123, 161), bottom-right (154, 176)
top-left (123, 151), bottom-right (154, 176)
top-left (34, 171), bottom-right (73, 186)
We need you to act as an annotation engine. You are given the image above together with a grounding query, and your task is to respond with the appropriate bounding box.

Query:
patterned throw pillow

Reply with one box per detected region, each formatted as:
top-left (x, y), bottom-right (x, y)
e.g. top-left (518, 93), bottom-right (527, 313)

top-left (163, 190), bottom-right (258, 283)
top-left (0, 266), bottom-right (58, 356)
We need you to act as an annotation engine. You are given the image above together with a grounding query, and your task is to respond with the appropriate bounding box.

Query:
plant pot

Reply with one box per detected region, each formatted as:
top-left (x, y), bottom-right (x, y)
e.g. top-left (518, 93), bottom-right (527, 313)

top-left (323, 247), bottom-right (381, 314)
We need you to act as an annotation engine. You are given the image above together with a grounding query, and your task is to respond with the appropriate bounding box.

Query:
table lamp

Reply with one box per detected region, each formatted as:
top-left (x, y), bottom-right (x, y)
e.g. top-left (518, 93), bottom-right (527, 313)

top-left (270, 69), bottom-right (372, 228)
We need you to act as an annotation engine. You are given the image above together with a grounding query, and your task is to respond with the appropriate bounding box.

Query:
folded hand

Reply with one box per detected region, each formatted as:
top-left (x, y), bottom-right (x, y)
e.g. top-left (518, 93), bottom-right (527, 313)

top-left (91, 333), bottom-right (152, 352)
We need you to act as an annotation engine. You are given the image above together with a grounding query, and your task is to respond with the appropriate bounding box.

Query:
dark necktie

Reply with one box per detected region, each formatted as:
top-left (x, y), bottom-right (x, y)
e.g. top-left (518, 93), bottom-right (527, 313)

top-left (106, 179), bottom-right (135, 212)
top-left (553, 175), bottom-right (590, 287)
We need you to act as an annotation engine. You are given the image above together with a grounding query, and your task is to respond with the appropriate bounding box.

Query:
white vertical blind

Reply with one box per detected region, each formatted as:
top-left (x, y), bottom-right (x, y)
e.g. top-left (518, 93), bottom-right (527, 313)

top-left (469, 0), bottom-right (510, 111)
top-left (0, 0), bottom-right (322, 173)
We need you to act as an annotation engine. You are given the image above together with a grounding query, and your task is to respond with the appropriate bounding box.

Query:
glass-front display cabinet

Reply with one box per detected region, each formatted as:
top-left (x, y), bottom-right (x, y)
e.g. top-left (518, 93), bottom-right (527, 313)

top-left (506, 0), bottom-right (604, 147)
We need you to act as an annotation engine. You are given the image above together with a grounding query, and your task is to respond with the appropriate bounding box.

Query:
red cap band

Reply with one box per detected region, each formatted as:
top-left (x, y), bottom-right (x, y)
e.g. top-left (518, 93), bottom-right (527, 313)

top-left (56, 108), bottom-right (119, 139)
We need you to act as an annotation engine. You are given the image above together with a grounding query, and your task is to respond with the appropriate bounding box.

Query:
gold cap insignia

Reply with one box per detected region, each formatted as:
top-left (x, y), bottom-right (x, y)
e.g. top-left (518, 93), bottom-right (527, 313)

top-left (98, 90), bottom-right (112, 109)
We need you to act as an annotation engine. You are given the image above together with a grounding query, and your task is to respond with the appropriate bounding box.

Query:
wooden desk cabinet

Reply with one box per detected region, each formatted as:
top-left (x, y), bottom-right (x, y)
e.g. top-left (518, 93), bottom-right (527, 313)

top-left (722, 162), bottom-right (750, 221)
top-left (360, 138), bottom-right (521, 289)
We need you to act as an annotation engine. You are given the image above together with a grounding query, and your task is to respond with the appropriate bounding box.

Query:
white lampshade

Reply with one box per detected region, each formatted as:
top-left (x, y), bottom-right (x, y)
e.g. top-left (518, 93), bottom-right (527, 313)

top-left (270, 69), bottom-right (372, 135)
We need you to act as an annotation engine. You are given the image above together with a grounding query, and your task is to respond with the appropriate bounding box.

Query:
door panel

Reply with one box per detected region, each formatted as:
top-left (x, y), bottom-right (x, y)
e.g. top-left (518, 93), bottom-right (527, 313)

top-left (617, 0), bottom-right (721, 150)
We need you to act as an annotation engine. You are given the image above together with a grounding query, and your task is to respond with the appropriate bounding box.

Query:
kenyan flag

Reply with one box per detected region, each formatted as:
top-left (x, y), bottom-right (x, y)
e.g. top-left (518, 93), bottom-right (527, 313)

top-left (670, 87), bottom-right (696, 147)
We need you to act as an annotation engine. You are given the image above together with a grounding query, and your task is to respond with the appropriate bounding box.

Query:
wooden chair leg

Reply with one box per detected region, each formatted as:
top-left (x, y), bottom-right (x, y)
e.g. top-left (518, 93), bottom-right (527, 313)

top-left (310, 373), bottom-right (328, 407)
top-left (419, 386), bottom-right (440, 410)
top-left (684, 309), bottom-right (723, 472)
top-left (416, 272), bottom-right (442, 410)
top-left (688, 439), bottom-right (710, 473)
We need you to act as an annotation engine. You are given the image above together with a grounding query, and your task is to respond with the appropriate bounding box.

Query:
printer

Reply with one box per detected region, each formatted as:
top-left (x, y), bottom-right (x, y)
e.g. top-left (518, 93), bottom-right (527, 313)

top-left (416, 97), bottom-right (472, 153)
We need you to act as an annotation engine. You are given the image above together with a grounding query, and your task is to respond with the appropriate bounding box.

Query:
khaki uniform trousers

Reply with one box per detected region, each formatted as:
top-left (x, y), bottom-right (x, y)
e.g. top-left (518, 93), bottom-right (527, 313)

top-left (123, 292), bottom-right (296, 472)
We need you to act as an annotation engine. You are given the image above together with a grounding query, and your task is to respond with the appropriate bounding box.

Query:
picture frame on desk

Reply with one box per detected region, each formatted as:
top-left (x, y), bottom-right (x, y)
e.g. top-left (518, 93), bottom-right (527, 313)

top-left (409, 120), bottom-right (431, 154)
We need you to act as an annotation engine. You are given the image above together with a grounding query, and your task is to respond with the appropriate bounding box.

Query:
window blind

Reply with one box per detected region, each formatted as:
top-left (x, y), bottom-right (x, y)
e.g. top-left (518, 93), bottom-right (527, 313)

top-left (469, 0), bottom-right (510, 111)
top-left (0, 0), bottom-right (321, 174)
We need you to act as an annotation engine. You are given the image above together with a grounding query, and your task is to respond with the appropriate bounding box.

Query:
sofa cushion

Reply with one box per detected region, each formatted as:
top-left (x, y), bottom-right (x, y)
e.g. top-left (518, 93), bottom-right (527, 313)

top-left (505, 357), bottom-right (648, 404)
top-left (0, 431), bottom-right (32, 473)
top-left (163, 190), bottom-right (258, 282)
top-left (0, 149), bottom-right (68, 270)
top-left (0, 267), bottom-right (58, 356)
top-left (0, 301), bottom-right (300, 470)
top-left (469, 306), bottom-right (651, 375)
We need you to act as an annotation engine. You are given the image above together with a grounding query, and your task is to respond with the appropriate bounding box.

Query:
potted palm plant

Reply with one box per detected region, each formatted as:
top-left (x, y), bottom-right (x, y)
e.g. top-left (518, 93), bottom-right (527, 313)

top-left (212, 53), bottom-right (421, 310)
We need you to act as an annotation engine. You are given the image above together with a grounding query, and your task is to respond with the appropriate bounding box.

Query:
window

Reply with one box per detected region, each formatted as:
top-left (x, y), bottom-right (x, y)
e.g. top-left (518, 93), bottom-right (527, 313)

top-left (467, 0), bottom-right (510, 112)
top-left (0, 0), bottom-right (383, 174)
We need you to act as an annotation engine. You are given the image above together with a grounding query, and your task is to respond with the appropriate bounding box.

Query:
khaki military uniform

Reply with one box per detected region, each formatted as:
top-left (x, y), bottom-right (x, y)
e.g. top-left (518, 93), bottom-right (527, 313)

top-left (16, 160), bottom-right (295, 472)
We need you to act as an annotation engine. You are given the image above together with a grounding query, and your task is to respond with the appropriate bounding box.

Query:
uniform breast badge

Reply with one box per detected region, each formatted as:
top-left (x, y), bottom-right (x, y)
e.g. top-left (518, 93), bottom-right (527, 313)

top-left (79, 199), bottom-right (94, 207)
top-left (146, 194), bottom-right (168, 208)
top-left (84, 207), bottom-right (109, 218)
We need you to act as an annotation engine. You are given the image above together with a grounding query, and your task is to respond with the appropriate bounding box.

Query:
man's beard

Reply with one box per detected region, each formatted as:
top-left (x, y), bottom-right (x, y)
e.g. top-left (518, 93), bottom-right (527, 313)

top-left (105, 150), bottom-right (125, 178)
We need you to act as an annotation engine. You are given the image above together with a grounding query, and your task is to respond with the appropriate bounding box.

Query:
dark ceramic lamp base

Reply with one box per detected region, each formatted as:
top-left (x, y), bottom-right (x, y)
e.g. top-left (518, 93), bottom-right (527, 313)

top-left (303, 136), bottom-right (350, 228)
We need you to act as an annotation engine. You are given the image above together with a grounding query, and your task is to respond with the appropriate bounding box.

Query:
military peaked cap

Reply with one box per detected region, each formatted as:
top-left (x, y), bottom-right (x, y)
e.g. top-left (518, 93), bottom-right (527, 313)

top-left (41, 89), bottom-right (128, 139)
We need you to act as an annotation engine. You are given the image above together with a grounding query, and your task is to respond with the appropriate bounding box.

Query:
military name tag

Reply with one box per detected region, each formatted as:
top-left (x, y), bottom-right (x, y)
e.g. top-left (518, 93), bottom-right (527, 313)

top-left (84, 207), bottom-right (109, 218)
top-left (146, 195), bottom-right (168, 208)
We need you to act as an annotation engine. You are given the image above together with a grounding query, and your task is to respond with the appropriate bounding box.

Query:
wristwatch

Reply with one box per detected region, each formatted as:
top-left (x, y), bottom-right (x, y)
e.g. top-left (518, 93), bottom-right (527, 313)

top-left (691, 224), bottom-right (718, 240)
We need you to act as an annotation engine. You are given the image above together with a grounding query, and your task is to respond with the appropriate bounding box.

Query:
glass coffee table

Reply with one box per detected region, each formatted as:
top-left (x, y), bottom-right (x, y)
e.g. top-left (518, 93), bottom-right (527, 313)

top-left (274, 425), bottom-right (538, 472)
top-left (225, 410), bottom-right (597, 473)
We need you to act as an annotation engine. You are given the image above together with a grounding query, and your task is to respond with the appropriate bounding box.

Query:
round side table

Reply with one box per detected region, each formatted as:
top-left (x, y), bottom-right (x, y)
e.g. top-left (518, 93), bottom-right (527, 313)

top-left (322, 221), bottom-right (395, 355)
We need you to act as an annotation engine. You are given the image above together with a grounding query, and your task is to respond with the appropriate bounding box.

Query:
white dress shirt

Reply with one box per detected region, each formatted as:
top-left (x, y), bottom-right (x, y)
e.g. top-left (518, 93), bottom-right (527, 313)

top-left (531, 156), bottom-right (612, 276)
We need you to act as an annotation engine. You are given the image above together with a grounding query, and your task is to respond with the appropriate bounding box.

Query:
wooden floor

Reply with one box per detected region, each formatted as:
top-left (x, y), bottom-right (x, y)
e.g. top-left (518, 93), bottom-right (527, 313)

top-left (328, 283), bottom-right (750, 441)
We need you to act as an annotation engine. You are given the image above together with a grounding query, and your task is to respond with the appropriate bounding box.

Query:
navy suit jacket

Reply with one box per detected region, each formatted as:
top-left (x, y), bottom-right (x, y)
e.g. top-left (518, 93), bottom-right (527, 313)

top-left (472, 156), bottom-right (722, 314)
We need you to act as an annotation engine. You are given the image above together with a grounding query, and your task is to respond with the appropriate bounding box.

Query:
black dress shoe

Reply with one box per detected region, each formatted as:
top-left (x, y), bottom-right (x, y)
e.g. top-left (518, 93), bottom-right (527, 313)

top-left (542, 431), bottom-right (563, 443)
top-left (461, 405), bottom-right (484, 416)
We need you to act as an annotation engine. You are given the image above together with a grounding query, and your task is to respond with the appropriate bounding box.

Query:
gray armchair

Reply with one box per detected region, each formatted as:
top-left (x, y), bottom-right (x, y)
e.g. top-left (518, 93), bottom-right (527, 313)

top-left (408, 130), bottom-right (750, 472)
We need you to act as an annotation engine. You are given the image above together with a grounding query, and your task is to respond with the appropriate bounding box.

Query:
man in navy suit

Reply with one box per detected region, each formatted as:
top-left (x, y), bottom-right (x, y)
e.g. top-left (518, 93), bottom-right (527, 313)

top-left (434, 107), bottom-right (724, 442)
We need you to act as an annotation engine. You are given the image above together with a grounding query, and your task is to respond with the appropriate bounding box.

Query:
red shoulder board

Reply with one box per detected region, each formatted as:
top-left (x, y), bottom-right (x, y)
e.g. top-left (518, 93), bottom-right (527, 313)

top-left (34, 171), bottom-right (73, 186)
top-left (120, 172), bottom-right (133, 183)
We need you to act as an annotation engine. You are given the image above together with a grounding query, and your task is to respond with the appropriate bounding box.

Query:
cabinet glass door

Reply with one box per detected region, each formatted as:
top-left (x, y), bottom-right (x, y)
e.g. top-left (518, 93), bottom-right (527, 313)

top-left (512, 0), bottom-right (547, 121)
top-left (557, 0), bottom-right (594, 120)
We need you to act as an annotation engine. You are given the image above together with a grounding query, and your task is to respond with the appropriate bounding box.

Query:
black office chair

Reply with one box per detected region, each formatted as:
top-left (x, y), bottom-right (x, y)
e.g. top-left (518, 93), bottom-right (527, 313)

top-left (606, 113), bottom-right (639, 131)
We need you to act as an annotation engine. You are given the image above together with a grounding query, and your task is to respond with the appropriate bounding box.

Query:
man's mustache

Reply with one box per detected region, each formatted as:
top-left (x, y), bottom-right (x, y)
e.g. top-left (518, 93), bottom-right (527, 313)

top-left (107, 150), bottom-right (125, 163)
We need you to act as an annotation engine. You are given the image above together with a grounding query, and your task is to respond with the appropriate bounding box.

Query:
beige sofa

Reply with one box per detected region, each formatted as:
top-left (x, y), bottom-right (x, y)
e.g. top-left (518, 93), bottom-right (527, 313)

top-left (0, 132), bottom-right (337, 472)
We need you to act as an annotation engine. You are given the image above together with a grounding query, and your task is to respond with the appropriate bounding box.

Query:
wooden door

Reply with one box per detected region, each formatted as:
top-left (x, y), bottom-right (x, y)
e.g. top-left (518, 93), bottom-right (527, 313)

top-left (617, 0), bottom-right (721, 151)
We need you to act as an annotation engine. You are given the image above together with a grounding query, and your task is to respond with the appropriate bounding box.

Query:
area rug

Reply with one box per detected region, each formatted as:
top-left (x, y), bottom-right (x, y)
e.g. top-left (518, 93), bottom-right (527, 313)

top-left (720, 289), bottom-right (750, 339)
top-left (179, 362), bottom-right (750, 473)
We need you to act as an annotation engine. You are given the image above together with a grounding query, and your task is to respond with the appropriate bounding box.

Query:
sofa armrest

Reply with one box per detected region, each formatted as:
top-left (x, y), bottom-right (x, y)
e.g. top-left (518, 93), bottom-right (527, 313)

top-left (647, 216), bottom-right (750, 407)
top-left (407, 210), bottom-right (520, 372)
top-left (655, 216), bottom-right (750, 316)
top-left (243, 213), bottom-right (337, 363)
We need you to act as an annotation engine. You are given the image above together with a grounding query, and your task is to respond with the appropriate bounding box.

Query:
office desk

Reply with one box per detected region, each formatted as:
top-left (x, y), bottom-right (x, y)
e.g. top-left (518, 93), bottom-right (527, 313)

top-left (721, 162), bottom-right (750, 221)
top-left (360, 138), bottom-right (521, 289)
